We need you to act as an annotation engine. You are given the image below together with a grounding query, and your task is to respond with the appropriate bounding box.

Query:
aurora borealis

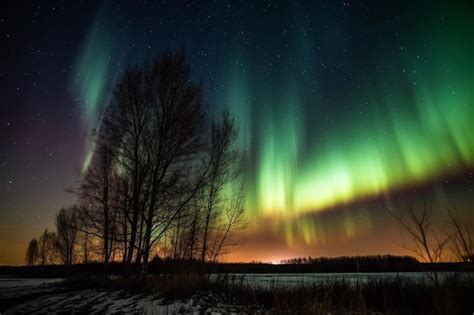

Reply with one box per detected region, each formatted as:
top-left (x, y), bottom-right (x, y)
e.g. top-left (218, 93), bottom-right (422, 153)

top-left (1, 0), bottom-right (473, 264)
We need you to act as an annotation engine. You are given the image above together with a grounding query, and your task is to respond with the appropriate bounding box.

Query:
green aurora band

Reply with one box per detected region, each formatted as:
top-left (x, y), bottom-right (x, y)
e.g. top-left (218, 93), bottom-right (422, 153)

top-left (72, 10), bottom-right (126, 172)
top-left (220, 5), bottom-right (473, 231)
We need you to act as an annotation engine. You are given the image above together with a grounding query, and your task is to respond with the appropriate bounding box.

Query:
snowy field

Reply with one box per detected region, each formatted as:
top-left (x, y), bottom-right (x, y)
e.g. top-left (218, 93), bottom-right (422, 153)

top-left (0, 277), bottom-right (261, 314)
top-left (2, 289), bottom-right (257, 314)
top-left (1, 273), bottom-right (472, 314)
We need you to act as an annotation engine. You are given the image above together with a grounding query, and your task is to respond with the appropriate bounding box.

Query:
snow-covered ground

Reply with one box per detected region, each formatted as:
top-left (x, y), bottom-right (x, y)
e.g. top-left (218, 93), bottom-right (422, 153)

top-left (2, 288), bottom-right (262, 314)
top-left (0, 277), bottom-right (263, 314)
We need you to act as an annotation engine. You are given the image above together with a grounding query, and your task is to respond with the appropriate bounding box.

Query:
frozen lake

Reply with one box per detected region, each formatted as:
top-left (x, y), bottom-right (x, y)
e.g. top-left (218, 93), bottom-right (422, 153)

top-left (216, 272), bottom-right (474, 287)
top-left (1, 272), bottom-right (472, 289)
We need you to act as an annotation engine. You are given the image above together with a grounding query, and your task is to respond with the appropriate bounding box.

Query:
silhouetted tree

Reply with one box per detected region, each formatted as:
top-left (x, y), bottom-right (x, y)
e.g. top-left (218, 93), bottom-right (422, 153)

top-left (200, 111), bottom-right (245, 268)
top-left (25, 238), bottom-right (39, 266)
top-left (78, 140), bottom-right (118, 275)
top-left (54, 206), bottom-right (78, 265)
top-left (209, 175), bottom-right (246, 263)
top-left (139, 51), bottom-right (210, 274)
top-left (75, 204), bottom-right (93, 263)
top-left (101, 51), bottom-right (209, 275)
top-left (390, 201), bottom-right (447, 263)
top-left (446, 205), bottom-right (474, 262)
top-left (71, 50), bottom-right (245, 276)
top-left (99, 63), bottom-right (152, 275)
top-left (186, 198), bottom-right (203, 260)
top-left (38, 228), bottom-right (56, 265)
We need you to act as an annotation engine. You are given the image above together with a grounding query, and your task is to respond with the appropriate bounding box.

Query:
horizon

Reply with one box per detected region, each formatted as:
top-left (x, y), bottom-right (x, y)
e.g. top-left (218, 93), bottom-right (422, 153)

top-left (0, 253), bottom-right (430, 267)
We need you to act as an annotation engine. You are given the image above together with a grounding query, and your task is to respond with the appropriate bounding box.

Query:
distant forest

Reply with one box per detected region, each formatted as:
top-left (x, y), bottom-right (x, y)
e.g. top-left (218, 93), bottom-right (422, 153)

top-left (280, 255), bottom-right (418, 265)
top-left (3, 255), bottom-right (474, 278)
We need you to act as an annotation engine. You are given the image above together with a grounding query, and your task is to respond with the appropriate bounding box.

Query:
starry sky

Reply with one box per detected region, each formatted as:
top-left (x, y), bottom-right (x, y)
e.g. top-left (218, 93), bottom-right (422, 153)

top-left (1, 0), bottom-right (473, 265)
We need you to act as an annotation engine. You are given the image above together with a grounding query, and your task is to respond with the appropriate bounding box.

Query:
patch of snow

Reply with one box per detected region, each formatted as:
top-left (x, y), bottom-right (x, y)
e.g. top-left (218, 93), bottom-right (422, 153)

top-left (0, 277), bottom-right (62, 288)
top-left (3, 289), bottom-right (265, 314)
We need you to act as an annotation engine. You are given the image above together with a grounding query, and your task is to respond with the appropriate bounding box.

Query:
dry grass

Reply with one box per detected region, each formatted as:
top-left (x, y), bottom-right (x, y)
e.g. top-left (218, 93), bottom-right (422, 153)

top-left (213, 274), bottom-right (474, 314)
top-left (63, 272), bottom-right (208, 300)
top-left (62, 273), bottom-right (474, 314)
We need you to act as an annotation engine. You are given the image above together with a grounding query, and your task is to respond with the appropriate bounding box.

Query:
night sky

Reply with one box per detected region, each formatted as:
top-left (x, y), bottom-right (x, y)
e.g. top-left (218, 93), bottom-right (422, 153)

top-left (1, 0), bottom-right (473, 265)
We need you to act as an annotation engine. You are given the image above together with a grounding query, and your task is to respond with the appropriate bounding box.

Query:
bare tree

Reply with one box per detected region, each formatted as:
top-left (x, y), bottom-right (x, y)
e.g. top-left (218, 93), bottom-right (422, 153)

top-left (25, 238), bottom-right (39, 266)
top-left (139, 51), bottom-right (208, 273)
top-left (75, 204), bottom-right (93, 263)
top-left (115, 177), bottom-right (131, 264)
top-left (390, 201), bottom-right (448, 263)
top-left (99, 51), bottom-right (208, 274)
top-left (78, 141), bottom-right (119, 275)
top-left (38, 228), bottom-right (57, 265)
top-left (446, 205), bottom-right (474, 262)
top-left (72, 50), bottom-right (246, 276)
top-left (209, 176), bottom-right (247, 263)
top-left (186, 198), bottom-right (203, 260)
top-left (102, 64), bottom-right (152, 275)
top-left (54, 206), bottom-right (78, 265)
top-left (200, 111), bottom-right (244, 269)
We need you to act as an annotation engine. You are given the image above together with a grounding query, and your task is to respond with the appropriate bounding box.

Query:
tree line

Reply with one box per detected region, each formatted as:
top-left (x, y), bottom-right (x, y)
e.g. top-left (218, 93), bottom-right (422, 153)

top-left (279, 255), bottom-right (419, 265)
top-left (25, 51), bottom-right (246, 275)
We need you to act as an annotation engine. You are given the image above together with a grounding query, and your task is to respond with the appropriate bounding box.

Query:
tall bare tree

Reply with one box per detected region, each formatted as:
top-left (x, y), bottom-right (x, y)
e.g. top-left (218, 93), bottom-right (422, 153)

top-left (200, 111), bottom-right (244, 268)
top-left (100, 51), bottom-right (208, 274)
top-left (209, 176), bottom-right (247, 263)
top-left (54, 206), bottom-right (78, 265)
top-left (101, 64), bottom-right (152, 274)
top-left (75, 204), bottom-right (93, 263)
top-left (139, 51), bottom-right (209, 274)
top-left (25, 238), bottom-right (39, 266)
top-left (72, 50), bottom-right (246, 275)
top-left (186, 198), bottom-right (203, 260)
top-left (78, 140), bottom-right (119, 274)
top-left (38, 228), bottom-right (56, 265)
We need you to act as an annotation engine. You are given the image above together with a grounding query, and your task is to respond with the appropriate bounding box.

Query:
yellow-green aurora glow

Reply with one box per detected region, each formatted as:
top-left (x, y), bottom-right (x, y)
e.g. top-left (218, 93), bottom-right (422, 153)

top-left (248, 16), bottom-right (470, 206)
top-left (221, 3), bottom-right (474, 248)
